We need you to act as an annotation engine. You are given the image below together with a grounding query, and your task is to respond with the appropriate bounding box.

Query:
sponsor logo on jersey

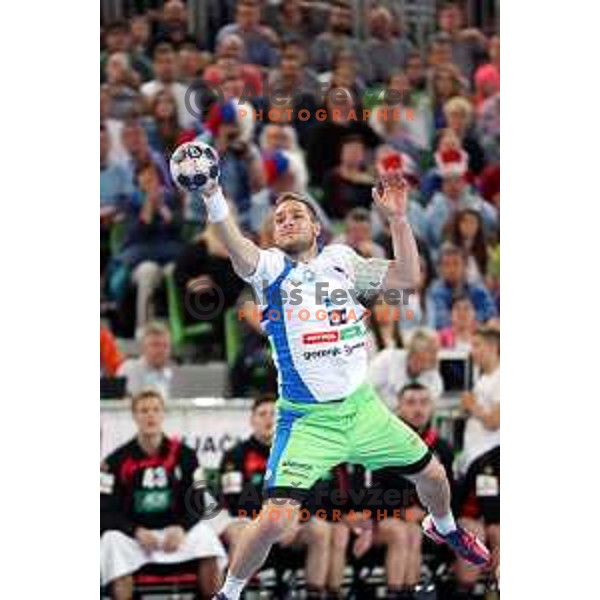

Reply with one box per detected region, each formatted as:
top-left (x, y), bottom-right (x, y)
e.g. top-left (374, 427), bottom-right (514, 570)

top-left (340, 324), bottom-right (363, 341)
top-left (302, 331), bottom-right (340, 344)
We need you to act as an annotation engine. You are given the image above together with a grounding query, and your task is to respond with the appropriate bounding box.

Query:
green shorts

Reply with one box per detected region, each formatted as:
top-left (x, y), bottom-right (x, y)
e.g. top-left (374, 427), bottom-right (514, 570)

top-left (264, 383), bottom-right (431, 499)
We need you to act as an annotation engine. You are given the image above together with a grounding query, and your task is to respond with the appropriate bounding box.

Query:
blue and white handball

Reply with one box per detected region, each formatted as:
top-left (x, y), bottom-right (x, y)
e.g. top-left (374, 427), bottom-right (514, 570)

top-left (169, 141), bottom-right (220, 193)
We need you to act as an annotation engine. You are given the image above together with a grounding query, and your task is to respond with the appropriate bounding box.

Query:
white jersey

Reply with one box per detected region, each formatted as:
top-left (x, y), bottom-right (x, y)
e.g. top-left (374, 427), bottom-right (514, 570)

top-left (242, 244), bottom-right (389, 403)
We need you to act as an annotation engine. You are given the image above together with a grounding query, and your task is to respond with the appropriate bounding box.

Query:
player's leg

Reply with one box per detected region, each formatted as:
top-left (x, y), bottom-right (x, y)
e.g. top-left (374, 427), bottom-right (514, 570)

top-left (197, 557), bottom-right (223, 599)
top-left (101, 530), bottom-right (148, 599)
top-left (374, 518), bottom-right (412, 597)
top-left (215, 403), bottom-right (349, 599)
top-left (349, 384), bottom-right (490, 567)
top-left (293, 517), bottom-right (332, 597)
top-left (404, 521), bottom-right (423, 587)
top-left (326, 521), bottom-right (350, 599)
top-left (110, 575), bottom-right (134, 600)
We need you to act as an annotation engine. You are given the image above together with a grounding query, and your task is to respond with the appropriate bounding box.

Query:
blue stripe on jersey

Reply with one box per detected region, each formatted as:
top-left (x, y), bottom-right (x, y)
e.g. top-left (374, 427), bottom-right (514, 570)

top-left (263, 258), bottom-right (317, 403)
top-left (264, 408), bottom-right (304, 489)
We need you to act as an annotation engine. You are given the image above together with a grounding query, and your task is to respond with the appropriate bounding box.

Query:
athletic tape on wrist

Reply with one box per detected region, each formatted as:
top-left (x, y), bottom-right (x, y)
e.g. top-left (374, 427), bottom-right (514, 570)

top-left (204, 187), bottom-right (230, 223)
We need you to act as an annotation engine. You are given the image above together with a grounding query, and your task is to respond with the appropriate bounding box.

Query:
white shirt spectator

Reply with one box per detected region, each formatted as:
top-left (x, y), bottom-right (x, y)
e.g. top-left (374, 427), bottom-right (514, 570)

top-left (117, 357), bottom-right (173, 400)
top-left (461, 366), bottom-right (500, 473)
top-left (368, 348), bottom-right (443, 409)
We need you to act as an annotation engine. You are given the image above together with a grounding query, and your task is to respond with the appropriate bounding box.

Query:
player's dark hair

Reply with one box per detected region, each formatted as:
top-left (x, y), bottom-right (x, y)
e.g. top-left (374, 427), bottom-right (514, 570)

top-left (398, 382), bottom-right (429, 398)
top-left (274, 193), bottom-right (319, 223)
top-left (252, 394), bottom-right (277, 413)
top-left (474, 327), bottom-right (500, 354)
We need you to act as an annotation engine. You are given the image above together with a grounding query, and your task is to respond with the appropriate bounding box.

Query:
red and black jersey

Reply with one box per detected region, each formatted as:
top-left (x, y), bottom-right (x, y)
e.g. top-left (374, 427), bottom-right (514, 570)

top-left (218, 435), bottom-right (270, 517)
top-left (100, 435), bottom-right (205, 536)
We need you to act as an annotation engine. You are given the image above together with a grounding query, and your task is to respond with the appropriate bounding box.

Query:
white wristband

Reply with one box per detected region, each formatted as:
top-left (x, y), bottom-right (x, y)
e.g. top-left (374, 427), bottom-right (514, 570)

top-left (203, 187), bottom-right (230, 223)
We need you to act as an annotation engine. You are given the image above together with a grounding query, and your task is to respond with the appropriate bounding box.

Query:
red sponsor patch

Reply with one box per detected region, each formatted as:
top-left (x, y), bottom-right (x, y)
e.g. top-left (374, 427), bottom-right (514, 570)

top-left (302, 331), bottom-right (340, 344)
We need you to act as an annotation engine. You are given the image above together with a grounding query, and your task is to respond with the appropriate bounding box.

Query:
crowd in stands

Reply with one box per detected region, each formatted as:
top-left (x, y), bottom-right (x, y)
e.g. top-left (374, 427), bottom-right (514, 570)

top-left (101, 1), bottom-right (499, 597)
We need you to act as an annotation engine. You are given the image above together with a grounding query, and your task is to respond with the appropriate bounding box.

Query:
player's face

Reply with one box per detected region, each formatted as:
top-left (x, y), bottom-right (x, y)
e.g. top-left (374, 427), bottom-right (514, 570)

top-left (273, 200), bottom-right (320, 255)
top-left (134, 397), bottom-right (165, 437)
top-left (251, 402), bottom-right (276, 443)
top-left (397, 390), bottom-right (433, 430)
top-left (143, 333), bottom-right (171, 368)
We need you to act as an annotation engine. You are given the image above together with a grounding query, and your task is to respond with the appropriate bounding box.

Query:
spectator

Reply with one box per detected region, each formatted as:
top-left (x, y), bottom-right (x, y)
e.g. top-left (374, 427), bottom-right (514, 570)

top-left (478, 93), bottom-right (500, 165)
top-left (459, 328), bottom-right (500, 474)
top-left (306, 88), bottom-right (381, 185)
top-left (371, 147), bottom-right (427, 243)
top-left (141, 42), bottom-right (196, 129)
top-left (103, 53), bottom-right (143, 121)
top-left (129, 14), bottom-right (152, 60)
top-left (428, 64), bottom-right (463, 130)
top-left (101, 122), bottom-right (134, 217)
top-left (321, 136), bottom-right (375, 220)
top-left (115, 163), bottom-right (183, 331)
top-left (266, 0), bottom-right (326, 45)
top-left (426, 245), bottom-right (497, 330)
top-left (366, 297), bottom-right (403, 359)
top-left (317, 48), bottom-right (366, 100)
top-left (101, 86), bottom-right (130, 166)
top-left (430, 2), bottom-right (487, 81)
top-left (142, 90), bottom-right (182, 158)
top-left (309, 0), bottom-right (372, 83)
top-left (121, 120), bottom-right (174, 193)
top-left (177, 41), bottom-right (206, 85)
top-left (267, 39), bottom-right (323, 102)
top-left (425, 148), bottom-right (497, 248)
top-left (101, 20), bottom-right (153, 83)
top-left (369, 71), bottom-right (433, 162)
top-left (101, 389), bottom-right (226, 599)
top-left (230, 289), bottom-right (278, 397)
top-left (153, 0), bottom-right (195, 50)
top-left (117, 322), bottom-right (173, 399)
top-left (474, 35), bottom-right (500, 109)
top-left (404, 51), bottom-right (427, 96)
top-left (173, 227), bottom-right (245, 353)
top-left (438, 295), bottom-right (478, 351)
top-left (203, 33), bottom-right (264, 97)
top-left (441, 96), bottom-right (486, 174)
top-left (444, 208), bottom-right (489, 283)
top-left (455, 329), bottom-right (500, 593)
top-left (369, 329), bottom-right (443, 409)
top-left (365, 6), bottom-right (413, 84)
top-left (216, 0), bottom-right (280, 68)
top-left (211, 99), bottom-right (264, 229)
top-left (101, 325), bottom-right (124, 377)
top-left (333, 208), bottom-right (386, 259)
top-left (219, 395), bottom-right (332, 598)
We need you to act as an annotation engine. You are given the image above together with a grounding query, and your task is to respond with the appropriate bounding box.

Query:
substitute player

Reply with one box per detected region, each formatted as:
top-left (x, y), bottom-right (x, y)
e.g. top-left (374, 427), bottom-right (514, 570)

top-left (195, 158), bottom-right (489, 600)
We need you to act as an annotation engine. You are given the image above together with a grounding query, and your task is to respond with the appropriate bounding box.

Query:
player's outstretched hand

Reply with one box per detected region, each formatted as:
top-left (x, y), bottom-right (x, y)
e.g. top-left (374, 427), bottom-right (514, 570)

top-left (372, 154), bottom-right (409, 221)
top-left (162, 525), bottom-right (186, 553)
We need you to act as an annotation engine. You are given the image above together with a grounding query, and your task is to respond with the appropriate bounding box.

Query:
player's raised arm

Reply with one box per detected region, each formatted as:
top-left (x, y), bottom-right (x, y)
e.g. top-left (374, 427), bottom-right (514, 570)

top-left (169, 141), bottom-right (261, 280)
top-left (371, 160), bottom-right (421, 291)
top-left (199, 184), bottom-right (261, 280)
